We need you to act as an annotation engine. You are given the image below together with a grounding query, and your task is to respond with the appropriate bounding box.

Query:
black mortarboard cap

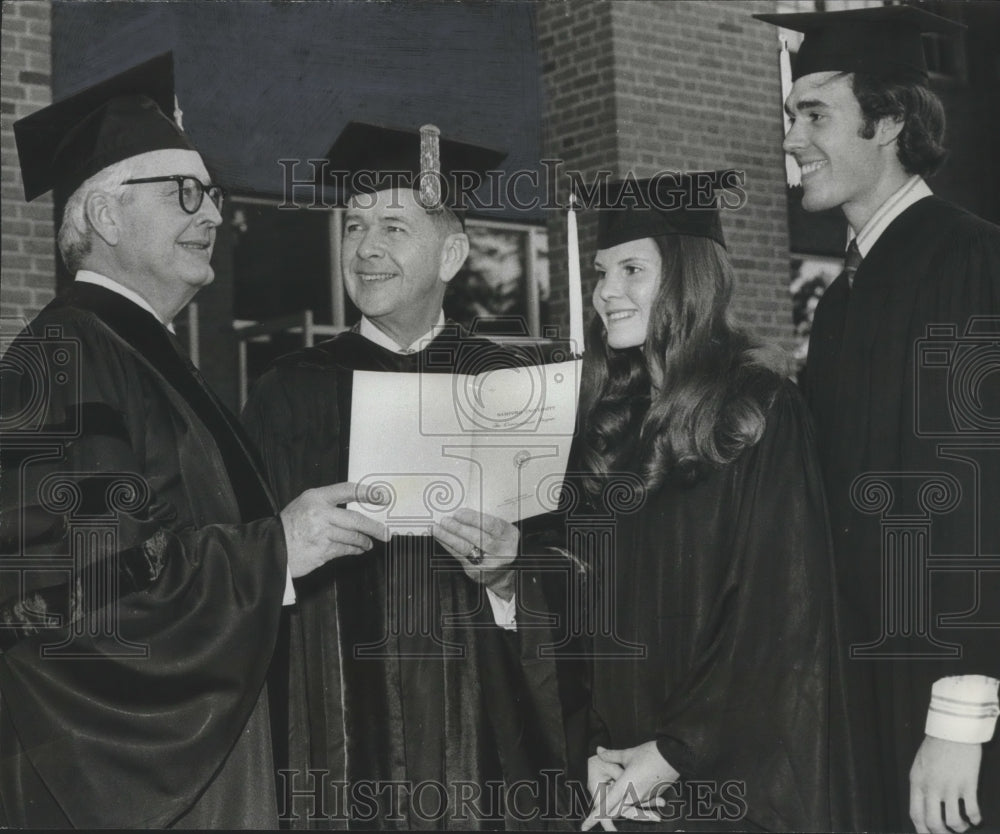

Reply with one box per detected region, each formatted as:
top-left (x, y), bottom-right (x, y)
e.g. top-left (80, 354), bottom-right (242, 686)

top-left (754, 5), bottom-right (964, 82)
top-left (14, 52), bottom-right (195, 201)
top-left (595, 171), bottom-right (736, 250)
top-left (325, 121), bottom-right (507, 212)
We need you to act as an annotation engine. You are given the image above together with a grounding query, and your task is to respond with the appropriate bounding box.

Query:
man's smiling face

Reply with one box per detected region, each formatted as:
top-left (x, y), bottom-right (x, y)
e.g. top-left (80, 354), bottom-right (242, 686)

top-left (341, 188), bottom-right (452, 339)
top-left (783, 71), bottom-right (888, 222)
top-left (115, 148), bottom-right (221, 293)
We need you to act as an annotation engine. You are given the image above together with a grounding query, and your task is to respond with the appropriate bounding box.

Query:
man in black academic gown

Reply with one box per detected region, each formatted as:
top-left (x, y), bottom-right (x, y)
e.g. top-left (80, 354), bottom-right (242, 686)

top-left (243, 122), bottom-right (587, 830)
top-left (0, 55), bottom-right (388, 828)
top-left (755, 8), bottom-right (1000, 833)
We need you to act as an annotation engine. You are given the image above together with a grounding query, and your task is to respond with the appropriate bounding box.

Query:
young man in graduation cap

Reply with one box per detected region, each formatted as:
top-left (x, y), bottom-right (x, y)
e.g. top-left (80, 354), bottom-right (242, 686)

top-left (756, 7), bottom-right (1000, 833)
top-left (0, 54), bottom-right (390, 828)
top-left (242, 122), bottom-right (586, 830)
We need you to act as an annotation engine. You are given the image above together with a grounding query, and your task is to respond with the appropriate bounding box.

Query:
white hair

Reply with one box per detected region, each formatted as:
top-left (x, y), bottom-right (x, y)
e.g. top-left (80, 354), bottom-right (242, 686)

top-left (57, 158), bottom-right (138, 273)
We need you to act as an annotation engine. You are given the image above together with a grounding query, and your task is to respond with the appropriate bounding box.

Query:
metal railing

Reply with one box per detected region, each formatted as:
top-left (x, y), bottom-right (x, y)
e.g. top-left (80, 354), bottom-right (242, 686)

top-left (233, 309), bottom-right (344, 405)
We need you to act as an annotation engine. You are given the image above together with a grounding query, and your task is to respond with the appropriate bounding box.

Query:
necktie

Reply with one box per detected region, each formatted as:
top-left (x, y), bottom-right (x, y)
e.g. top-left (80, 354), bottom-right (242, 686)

top-left (842, 239), bottom-right (863, 289)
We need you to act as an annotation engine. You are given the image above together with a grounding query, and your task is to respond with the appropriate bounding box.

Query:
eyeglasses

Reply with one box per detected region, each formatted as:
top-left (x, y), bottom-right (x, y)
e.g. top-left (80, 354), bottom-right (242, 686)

top-left (122, 175), bottom-right (226, 215)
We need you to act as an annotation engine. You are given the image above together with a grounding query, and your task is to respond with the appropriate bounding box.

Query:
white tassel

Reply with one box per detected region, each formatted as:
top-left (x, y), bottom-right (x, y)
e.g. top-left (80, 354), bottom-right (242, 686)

top-left (173, 95), bottom-right (184, 130)
top-left (780, 38), bottom-right (801, 188)
top-left (566, 191), bottom-right (584, 356)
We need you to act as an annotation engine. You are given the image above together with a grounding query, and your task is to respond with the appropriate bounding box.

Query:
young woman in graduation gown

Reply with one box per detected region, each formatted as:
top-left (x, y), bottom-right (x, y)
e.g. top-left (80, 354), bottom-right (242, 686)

top-left (575, 175), bottom-right (857, 832)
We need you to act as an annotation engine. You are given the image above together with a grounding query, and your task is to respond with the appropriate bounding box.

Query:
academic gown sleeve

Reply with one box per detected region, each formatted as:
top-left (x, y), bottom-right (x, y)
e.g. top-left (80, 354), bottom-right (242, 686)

top-left (651, 385), bottom-right (847, 831)
top-left (0, 313), bottom-right (286, 829)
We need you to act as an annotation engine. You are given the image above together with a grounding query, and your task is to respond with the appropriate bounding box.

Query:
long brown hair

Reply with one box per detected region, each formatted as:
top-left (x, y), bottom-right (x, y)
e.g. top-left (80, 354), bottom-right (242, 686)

top-left (578, 235), bottom-right (785, 497)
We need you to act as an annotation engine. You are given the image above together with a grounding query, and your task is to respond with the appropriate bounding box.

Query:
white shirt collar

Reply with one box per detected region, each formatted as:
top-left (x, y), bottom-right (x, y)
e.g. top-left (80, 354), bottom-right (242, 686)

top-left (358, 312), bottom-right (447, 354)
top-left (850, 175), bottom-right (933, 258)
top-left (74, 270), bottom-right (176, 333)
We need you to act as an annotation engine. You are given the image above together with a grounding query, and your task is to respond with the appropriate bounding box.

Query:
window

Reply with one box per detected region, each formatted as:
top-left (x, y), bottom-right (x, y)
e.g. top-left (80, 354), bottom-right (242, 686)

top-left (445, 220), bottom-right (550, 338)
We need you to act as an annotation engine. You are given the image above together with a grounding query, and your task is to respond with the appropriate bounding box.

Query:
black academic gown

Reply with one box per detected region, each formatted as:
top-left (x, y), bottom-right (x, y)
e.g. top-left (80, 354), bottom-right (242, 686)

top-left (242, 328), bottom-right (586, 831)
top-left (587, 380), bottom-right (853, 832)
top-left (0, 283), bottom-right (286, 828)
top-left (805, 196), bottom-right (1000, 829)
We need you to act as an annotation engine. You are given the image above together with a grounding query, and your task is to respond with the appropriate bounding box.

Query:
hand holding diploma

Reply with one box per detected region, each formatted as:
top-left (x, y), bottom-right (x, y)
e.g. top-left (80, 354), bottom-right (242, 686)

top-left (281, 481), bottom-right (390, 578)
top-left (433, 508), bottom-right (519, 600)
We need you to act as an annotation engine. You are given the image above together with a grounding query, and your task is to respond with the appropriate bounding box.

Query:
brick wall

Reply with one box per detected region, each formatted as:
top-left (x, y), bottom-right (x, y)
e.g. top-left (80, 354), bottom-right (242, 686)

top-left (537, 0), bottom-right (795, 352)
top-left (1, 0), bottom-right (55, 327)
top-left (536, 1), bottom-right (617, 340)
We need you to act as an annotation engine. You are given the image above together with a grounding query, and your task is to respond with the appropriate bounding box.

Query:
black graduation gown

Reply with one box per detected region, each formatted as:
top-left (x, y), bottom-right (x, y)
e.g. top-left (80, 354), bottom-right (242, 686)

top-left (0, 283), bottom-right (286, 829)
top-left (242, 328), bottom-right (586, 831)
top-left (805, 196), bottom-right (1000, 829)
top-left (588, 380), bottom-right (852, 832)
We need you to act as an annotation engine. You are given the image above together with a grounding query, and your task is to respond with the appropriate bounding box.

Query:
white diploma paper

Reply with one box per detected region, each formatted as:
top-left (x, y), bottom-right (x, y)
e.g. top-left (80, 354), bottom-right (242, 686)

top-left (348, 359), bottom-right (580, 526)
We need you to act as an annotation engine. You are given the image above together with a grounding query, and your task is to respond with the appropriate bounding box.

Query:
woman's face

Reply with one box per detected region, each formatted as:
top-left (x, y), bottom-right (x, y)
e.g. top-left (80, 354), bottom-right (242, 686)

top-left (593, 237), bottom-right (662, 350)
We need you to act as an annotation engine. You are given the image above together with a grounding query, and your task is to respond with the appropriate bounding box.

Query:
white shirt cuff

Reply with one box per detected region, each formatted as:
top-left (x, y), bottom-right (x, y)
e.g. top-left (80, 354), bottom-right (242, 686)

top-left (282, 566), bottom-right (297, 606)
top-left (925, 675), bottom-right (999, 744)
top-left (485, 587), bottom-right (517, 631)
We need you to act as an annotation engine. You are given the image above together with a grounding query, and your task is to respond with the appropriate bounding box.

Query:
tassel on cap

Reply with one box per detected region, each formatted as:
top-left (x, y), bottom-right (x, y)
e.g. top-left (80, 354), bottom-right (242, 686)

top-left (779, 38), bottom-right (801, 188)
top-left (755, 6), bottom-right (963, 82)
top-left (566, 190), bottom-right (583, 354)
top-left (324, 121), bottom-right (506, 218)
top-left (12, 52), bottom-right (191, 202)
top-left (419, 123), bottom-right (442, 211)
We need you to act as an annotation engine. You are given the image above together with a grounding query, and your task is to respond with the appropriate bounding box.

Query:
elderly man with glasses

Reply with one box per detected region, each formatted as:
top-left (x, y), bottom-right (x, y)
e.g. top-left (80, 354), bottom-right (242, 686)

top-left (0, 54), bottom-right (388, 829)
